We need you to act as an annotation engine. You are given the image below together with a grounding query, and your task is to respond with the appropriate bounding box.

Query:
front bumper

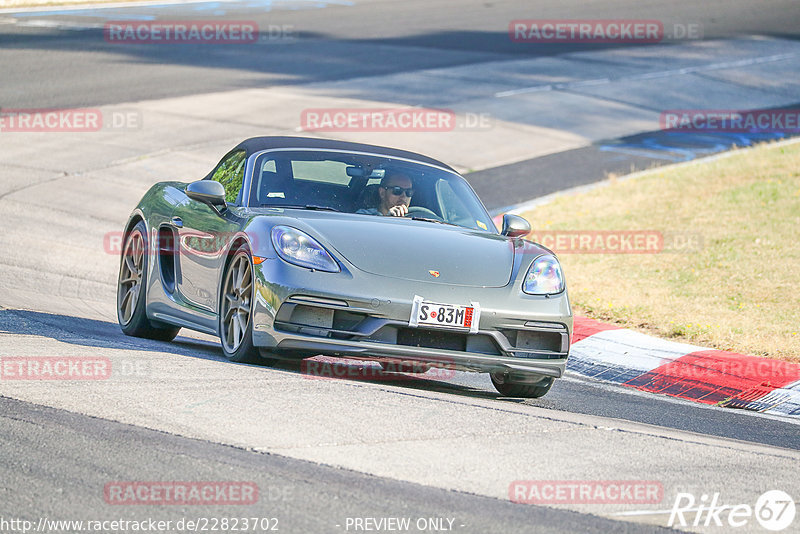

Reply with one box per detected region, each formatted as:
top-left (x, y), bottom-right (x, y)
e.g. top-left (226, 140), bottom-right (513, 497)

top-left (271, 334), bottom-right (567, 377)
top-left (251, 257), bottom-right (572, 378)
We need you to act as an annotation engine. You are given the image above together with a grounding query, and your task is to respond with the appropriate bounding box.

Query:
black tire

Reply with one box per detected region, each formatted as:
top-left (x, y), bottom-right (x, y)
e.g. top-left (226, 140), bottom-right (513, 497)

top-left (219, 244), bottom-right (260, 363)
top-left (491, 372), bottom-right (554, 398)
top-left (117, 221), bottom-right (180, 341)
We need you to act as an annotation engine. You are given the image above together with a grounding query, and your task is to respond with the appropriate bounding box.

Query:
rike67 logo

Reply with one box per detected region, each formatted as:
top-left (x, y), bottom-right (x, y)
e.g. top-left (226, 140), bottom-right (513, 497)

top-left (669, 490), bottom-right (795, 531)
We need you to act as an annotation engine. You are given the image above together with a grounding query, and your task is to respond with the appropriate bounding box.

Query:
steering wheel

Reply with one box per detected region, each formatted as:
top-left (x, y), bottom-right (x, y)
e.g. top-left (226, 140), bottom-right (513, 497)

top-left (404, 206), bottom-right (442, 220)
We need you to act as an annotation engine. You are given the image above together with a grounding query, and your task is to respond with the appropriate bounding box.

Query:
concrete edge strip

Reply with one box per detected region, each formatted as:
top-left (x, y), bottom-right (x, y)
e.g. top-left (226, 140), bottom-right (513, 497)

top-left (569, 316), bottom-right (800, 418)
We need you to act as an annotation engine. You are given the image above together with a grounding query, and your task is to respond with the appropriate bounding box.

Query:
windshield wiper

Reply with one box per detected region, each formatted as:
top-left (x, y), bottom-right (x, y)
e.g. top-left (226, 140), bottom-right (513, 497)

top-left (260, 204), bottom-right (340, 212)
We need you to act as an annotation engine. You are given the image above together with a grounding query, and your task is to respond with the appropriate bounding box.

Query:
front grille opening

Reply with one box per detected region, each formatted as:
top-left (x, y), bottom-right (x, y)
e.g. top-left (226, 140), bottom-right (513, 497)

top-left (332, 310), bottom-right (364, 331)
top-left (518, 330), bottom-right (562, 353)
top-left (289, 305), bottom-right (334, 328)
top-left (503, 329), bottom-right (518, 346)
top-left (502, 328), bottom-right (563, 354)
top-left (397, 328), bottom-right (467, 352)
top-left (280, 304), bottom-right (370, 339)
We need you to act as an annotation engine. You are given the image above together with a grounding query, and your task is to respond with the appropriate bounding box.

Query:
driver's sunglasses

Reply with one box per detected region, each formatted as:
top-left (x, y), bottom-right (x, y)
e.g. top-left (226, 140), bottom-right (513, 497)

top-left (383, 186), bottom-right (414, 197)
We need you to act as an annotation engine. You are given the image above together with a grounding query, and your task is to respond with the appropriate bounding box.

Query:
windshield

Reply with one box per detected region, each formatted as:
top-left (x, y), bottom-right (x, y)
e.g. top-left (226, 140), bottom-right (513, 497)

top-left (249, 150), bottom-right (497, 233)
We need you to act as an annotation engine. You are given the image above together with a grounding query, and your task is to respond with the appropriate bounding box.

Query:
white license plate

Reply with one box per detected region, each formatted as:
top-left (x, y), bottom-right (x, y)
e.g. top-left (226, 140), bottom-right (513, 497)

top-left (413, 301), bottom-right (475, 329)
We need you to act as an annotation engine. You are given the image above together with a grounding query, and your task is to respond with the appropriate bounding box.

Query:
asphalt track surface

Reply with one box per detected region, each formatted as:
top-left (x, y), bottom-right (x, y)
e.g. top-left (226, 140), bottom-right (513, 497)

top-left (1, 0), bottom-right (799, 109)
top-left (3, 308), bottom-right (800, 451)
top-left (1, 395), bottom-right (678, 534)
top-left (2, 1), bottom-right (800, 532)
top-left (4, 0), bottom-right (799, 208)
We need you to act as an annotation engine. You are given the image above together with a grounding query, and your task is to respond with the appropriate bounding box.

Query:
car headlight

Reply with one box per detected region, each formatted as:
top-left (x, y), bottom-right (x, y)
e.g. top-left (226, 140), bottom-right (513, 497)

top-left (523, 254), bottom-right (564, 295)
top-left (271, 226), bottom-right (340, 272)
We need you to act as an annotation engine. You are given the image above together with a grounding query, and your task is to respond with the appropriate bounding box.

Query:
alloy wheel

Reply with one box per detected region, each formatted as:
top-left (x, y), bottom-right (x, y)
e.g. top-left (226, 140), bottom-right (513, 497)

top-left (118, 230), bottom-right (144, 325)
top-left (221, 253), bottom-right (253, 353)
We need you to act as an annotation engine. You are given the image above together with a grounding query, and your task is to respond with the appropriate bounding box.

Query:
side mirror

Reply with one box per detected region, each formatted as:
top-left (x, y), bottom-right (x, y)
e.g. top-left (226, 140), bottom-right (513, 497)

top-left (186, 180), bottom-right (226, 208)
top-left (501, 214), bottom-right (531, 238)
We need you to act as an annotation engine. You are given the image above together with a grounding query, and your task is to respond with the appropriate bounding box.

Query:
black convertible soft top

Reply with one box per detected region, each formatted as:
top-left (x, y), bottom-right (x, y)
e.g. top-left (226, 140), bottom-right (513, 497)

top-left (231, 136), bottom-right (456, 172)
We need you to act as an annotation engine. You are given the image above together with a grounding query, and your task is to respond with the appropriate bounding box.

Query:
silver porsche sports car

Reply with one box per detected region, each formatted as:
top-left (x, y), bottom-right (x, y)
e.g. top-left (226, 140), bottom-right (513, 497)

top-left (117, 137), bottom-right (572, 397)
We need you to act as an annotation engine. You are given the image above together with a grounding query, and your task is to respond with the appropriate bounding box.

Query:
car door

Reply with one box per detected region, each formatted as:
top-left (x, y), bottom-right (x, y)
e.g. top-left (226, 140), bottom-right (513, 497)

top-left (172, 150), bottom-right (247, 312)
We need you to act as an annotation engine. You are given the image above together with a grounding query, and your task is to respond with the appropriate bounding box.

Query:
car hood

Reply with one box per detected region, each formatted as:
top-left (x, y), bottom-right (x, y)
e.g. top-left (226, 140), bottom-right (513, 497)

top-left (308, 217), bottom-right (514, 287)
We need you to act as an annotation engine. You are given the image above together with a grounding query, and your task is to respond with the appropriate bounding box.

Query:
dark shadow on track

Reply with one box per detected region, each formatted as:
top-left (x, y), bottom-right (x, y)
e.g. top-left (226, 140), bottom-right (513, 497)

top-left (0, 308), bottom-right (223, 360)
top-left (0, 309), bottom-right (500, 398)
top-left (3, 308), bottom-right (798, 449)
top-left (4, 26), bottom-right (799, 109)
top-left (0, 30), bottom-right (666, 97)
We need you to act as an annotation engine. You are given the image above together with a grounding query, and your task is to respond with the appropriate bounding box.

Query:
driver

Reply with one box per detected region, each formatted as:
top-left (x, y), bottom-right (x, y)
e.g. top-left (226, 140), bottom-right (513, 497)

top-left (357, 173), bottom-right (414, 217)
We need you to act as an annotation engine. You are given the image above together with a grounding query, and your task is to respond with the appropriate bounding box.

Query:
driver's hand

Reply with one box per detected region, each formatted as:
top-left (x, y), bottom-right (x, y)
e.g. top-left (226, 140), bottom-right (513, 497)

top-left (388, 205), bottom-right (408, 217)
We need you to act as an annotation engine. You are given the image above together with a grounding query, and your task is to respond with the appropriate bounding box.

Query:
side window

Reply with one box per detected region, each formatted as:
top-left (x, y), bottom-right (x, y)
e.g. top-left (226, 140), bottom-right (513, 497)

top-left (435, 179), bottom-right (494, 232)
top-left (210, 150), bottom-right (247, 203)
top-left (437, 180), bottom-right (472, 223)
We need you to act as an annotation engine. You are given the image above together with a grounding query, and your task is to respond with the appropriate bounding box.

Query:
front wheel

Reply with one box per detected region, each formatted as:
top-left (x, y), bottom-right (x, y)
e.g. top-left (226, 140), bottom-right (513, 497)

top-left (491, 372), bottom-right (553, 398)
top-left (219, 245), bottom-right (260, 363)
top-left (117, 221), bottom-right (180, 341)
